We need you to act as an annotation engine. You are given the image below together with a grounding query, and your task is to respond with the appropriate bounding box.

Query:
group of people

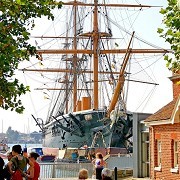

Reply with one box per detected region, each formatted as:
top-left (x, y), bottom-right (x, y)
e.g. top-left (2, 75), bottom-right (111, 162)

top-left (78, 152), bottom-right (112, 180)
top-left (0, 144), bottom-right (40, 180)
top-left (0, 146), bottom-right (112, 180)
top-left (78, 167), bottom-right (112, 180)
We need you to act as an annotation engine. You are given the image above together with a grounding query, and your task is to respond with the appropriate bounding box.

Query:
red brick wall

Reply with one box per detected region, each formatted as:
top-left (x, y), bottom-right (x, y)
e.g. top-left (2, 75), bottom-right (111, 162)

top-left (149, 124), bottom-right (180, 180)
top-left (170, 71), bottom-right (180, 99)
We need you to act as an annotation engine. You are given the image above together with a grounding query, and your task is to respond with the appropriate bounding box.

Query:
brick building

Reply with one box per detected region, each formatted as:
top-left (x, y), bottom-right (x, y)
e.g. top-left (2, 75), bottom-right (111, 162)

top-left (144, 72), bottom-right (180, 180)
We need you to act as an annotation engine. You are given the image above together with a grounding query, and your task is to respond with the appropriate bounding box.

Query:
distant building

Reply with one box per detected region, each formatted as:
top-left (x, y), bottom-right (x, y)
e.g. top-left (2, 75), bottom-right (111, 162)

top-left (30, 131), bottom-right (42, 143)
top-left (5, 131), bottom-right (42, 144)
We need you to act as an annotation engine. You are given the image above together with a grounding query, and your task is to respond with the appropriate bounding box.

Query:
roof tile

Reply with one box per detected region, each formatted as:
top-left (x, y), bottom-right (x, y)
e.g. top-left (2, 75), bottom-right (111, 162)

top-left (144, 98), bottom-right (177, 122)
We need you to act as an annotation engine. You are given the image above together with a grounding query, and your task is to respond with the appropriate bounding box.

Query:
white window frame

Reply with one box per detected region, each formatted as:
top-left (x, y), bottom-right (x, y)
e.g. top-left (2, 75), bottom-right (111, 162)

top-left (154, 140), bottom-right (162, 171)
top-left (171, 141), bottom-right (179, 173)
top-left (157, 140), bottom-right (162, 167)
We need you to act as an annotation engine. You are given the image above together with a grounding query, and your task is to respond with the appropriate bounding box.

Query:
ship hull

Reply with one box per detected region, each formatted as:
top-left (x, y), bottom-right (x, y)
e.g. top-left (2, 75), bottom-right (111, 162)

top-left (43, 109), bottom-right (133, 149)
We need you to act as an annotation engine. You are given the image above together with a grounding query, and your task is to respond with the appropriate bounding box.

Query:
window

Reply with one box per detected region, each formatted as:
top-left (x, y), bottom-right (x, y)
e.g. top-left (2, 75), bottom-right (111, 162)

top-left (154, 140), bottom-right (162, 171)
top-left (174, 141), bottom-right (178, 168)
top-left (157, 140), bottom-right (162, 167)
top-left (170, 141), bottom-right (179, 173)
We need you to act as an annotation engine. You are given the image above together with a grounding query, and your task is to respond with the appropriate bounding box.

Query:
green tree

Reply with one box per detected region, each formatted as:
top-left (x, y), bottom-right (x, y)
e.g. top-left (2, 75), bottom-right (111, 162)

top-left (0, 0), bottom-right (62, 113)
top-left (157, 0), bottom-right (180, 71)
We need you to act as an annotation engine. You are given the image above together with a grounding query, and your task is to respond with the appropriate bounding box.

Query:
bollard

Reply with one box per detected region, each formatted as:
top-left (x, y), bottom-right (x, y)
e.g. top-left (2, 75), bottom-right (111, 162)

top-left (114, 167), bottom-right (117, 180)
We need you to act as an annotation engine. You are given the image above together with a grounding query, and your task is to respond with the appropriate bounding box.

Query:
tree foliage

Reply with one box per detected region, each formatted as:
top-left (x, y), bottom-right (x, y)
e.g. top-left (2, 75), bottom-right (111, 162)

top-left (0, 0), bottom-right (62, 113)
top-left (157, 0), bottom-right (180, 71)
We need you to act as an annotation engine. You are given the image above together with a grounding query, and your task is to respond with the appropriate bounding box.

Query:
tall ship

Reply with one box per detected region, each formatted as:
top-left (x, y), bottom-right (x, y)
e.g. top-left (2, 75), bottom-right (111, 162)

top-left (23, 0), bottom-right (170, 149)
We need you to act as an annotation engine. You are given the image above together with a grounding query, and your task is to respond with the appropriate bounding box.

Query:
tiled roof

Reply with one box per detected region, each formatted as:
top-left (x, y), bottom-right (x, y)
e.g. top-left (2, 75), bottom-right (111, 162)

top-left (144, 98), bottom-right (177, 122)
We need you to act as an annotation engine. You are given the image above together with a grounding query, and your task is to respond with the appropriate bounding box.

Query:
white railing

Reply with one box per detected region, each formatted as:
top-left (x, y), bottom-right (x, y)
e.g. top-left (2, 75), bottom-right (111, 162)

top-left (39, 155), bottom-right (133, 179)
top-left (39, 162), bottom-right (94, 179)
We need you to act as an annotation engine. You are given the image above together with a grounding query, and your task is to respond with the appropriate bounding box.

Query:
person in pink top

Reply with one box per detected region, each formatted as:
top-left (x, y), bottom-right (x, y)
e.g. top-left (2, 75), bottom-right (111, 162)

top-left (92, 152), bottom-right (107, 180)
top-left (26, 152), bottom-right (40, 180)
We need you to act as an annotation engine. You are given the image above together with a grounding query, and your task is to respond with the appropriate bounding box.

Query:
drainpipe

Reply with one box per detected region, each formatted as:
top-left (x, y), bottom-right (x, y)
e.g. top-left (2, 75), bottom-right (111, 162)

top-left (150, 126), bottom-right (155, 179)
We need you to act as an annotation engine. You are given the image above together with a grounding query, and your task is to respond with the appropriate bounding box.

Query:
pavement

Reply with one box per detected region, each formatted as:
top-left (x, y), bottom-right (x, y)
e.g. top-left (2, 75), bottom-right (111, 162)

top-left (40, 177), bottom-right (150, 180)
top-left (121, 177), bottom-right (150, 180)
top-left (111, 178), bottom-right (150, 180)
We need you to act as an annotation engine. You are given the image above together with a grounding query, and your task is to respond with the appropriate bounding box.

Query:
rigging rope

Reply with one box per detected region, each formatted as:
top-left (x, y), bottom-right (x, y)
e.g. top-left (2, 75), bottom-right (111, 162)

top-left (135, 85), bottom-right (157, 112)
top-left (105, 8), bottom-right (167, 49)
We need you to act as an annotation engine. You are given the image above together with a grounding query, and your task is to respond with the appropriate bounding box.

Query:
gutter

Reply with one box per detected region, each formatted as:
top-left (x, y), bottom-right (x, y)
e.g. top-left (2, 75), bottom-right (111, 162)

top-left (145, 119), bottom-right (171, 126)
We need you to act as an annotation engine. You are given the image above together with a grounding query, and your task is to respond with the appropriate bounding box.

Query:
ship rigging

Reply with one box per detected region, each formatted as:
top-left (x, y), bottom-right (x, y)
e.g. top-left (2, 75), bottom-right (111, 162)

top-left (22, 0), bottom-right (171, 149)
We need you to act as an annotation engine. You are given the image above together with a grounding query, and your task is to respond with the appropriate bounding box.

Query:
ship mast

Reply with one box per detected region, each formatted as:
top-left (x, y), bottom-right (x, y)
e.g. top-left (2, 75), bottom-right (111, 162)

top-left (107, 31), bottom-right (135, 116)
top-left (22, 1), bottom-right (172, 114)
top-left (93, 0), bottom-right (99, 109)
top-left (73, 0), bottom-right (78, 111)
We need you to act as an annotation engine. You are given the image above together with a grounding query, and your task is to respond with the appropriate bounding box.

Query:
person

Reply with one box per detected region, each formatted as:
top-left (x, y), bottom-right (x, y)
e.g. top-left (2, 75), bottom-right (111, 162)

top-left (3, 152), bottom-right (14, 180)
top-left (7, 144), bottom-right (34, 180)
top-left (78, 168), bottom-right (88, 179)
top-left (23, 144), bottom-right (28, 158)
top-left (71, 149), bottom-right (79, 160)
top-left (0, 156), bottom-right (5, 180)
top-left (88, 148), bottom-right (96, 161)
top-left (101, 168), bottom-right (112, 180)
top-left (26, 152), bottom-right (40, 180)
top-left (92, 152), bottom-right (107, 180)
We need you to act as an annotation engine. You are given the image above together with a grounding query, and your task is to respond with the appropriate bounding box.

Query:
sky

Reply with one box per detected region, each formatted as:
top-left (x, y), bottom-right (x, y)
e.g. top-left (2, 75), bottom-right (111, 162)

top-left (0, 0), bottom-right (173, 134)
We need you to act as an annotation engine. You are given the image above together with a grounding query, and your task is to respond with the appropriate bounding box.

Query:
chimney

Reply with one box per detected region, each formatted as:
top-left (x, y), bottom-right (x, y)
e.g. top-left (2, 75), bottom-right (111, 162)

top-left (169, 71), bottom-right (180, 99)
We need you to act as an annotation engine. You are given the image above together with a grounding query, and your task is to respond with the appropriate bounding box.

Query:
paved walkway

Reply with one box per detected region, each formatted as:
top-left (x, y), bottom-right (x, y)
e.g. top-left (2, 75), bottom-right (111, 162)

top-left (40, 177), bottom-right (150, 180)
top-left (121, 177), bottom-right (150, 180)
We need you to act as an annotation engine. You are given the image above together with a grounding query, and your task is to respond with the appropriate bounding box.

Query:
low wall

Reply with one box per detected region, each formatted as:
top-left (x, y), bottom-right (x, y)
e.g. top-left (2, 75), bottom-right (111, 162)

top-left (107, 155), bottom-right (133, 169)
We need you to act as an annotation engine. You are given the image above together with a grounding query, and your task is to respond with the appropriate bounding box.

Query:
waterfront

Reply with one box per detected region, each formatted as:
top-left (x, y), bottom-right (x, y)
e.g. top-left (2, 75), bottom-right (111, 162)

top-left (7, 143), bottom-right (42, 150)
top-left (0, 144), bottom-right (151, 179)
top-left (3, 143), bottom-right (42, 163)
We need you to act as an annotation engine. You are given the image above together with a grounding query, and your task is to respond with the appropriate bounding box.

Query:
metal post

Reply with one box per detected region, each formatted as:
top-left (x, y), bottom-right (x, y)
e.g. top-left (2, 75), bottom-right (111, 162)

top-left (52, 163), bottom-right (56, 178)
top-left (114, 167), bottom-right (117, 180)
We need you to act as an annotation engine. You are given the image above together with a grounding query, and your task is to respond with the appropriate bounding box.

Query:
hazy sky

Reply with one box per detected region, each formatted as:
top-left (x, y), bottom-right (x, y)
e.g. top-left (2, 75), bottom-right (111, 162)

top-left (0, 0), bottom-right (173, 134)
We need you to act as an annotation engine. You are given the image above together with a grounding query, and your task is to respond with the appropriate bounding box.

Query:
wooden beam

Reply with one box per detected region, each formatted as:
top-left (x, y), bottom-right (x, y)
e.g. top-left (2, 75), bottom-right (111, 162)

top-left (20, 68), bottom-right (134, 75)
top-left (35, 88), bottom-right (93, 90)
top-left (62, 2), bottom-right (160, 8)
top-left (36, 49), bottom-right (171, 54)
